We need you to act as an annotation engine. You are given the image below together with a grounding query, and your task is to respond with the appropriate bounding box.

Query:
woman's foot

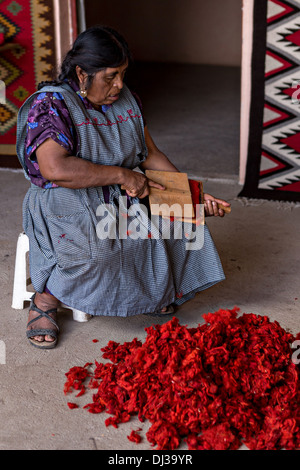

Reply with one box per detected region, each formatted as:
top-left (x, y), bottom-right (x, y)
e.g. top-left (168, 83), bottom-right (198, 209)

top-left (146, 305), bottom-right (175, 317)
top-left (160, 306), bottom-right (172, 314)
top-left (26, 292), bottom-right (60, 348)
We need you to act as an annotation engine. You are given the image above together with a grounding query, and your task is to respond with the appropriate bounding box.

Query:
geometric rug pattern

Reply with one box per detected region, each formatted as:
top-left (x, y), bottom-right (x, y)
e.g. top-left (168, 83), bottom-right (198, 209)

top-left (239, 0), bottom-right (300, 201)
top-left (0, 0), bottom-right (57, 165)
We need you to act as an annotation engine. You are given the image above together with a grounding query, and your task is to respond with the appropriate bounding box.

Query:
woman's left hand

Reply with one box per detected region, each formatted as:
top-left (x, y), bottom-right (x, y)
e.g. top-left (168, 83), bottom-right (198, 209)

top-left (203, 193), bottom-right (231, 217)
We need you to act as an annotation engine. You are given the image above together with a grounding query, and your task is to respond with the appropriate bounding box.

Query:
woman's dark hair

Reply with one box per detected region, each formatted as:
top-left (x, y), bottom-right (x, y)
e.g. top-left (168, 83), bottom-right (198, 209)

top-left (38, 25), bottom-right (131, 90)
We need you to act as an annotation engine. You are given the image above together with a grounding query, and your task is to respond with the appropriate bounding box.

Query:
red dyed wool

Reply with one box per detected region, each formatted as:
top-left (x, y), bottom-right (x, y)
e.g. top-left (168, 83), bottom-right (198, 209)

top-left (67, 402), bottom-right (78, 409)
top-left (64, 308), bottom-right (300, 450)
top-left (64, 362), bottom-right (92, 395)
top-left (127, 430), bottom-right (142, 443)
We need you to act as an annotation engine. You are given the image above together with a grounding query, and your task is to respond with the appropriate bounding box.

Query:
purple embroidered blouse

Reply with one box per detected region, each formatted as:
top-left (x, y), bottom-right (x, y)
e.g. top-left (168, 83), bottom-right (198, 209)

top-left (24, 80), bottom-right (145, 189)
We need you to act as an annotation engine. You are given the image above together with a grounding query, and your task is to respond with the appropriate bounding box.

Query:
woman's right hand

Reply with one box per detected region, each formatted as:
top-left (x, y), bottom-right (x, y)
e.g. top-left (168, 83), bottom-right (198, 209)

top-left (120, 168), bottom-right (165, 199)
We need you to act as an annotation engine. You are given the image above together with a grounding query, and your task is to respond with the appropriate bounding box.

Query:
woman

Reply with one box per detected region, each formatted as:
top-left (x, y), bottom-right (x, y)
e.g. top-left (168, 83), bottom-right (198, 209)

top-left (17, 26), bottom-right (230, 349)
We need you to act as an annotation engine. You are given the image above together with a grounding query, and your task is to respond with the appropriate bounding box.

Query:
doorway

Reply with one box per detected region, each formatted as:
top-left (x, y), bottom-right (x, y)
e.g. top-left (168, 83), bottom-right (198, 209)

top-left (83, 0), bottom-right (243, 180)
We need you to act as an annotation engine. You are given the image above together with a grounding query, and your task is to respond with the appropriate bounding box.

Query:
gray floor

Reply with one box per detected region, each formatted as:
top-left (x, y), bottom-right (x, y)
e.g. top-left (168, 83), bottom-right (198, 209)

top-left (0, 64), bottom-right (299, 451)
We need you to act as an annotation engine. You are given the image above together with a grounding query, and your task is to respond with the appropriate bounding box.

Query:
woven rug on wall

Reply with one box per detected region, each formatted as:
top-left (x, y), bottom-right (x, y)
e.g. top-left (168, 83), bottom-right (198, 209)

top-left (0, 0), bottom-right (57, 168)
top-left (239, 0), bottom-right (300, 201)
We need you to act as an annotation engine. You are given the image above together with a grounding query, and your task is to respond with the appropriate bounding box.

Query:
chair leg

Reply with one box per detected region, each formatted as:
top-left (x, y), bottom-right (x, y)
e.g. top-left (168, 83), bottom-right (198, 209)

top-left (12, 233), bottom-right (92, 322)
top-left (60, 304), bottom-right (92, 322)
top-left (11, 233), bottom-right (32, 309)
top-left (72, 309), bottom-right (92, 322)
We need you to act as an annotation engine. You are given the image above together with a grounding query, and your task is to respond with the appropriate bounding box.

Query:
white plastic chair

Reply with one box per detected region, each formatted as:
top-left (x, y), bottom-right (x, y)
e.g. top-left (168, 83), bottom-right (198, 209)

top-left (11, 232), bottom-right (92, 322)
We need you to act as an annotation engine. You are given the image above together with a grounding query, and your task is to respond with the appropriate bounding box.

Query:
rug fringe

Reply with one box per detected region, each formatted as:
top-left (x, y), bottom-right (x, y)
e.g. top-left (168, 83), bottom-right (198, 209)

top-left (235, 197), bottom-right (300, 211)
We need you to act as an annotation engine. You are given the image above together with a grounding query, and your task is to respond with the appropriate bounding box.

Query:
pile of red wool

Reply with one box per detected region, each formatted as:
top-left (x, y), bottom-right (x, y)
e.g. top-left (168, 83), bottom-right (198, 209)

top-left (64, 308), bottom-right (300, 450)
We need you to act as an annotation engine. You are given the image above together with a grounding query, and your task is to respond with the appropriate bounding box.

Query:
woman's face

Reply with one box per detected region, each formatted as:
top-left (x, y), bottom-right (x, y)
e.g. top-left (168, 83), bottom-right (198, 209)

top-left (76, 62), bottom-right (128, 108)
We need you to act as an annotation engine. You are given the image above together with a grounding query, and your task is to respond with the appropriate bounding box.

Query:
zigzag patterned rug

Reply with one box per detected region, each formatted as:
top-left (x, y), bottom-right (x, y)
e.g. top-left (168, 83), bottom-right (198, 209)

top-left (0, 0), bottom-right (57, 167)
top-left (239, 0), bottom-right (300, 201)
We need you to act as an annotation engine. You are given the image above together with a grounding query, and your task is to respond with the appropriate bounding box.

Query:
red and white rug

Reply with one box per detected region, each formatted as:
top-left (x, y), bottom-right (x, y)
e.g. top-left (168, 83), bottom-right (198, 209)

top-left (0, 0), bottom-right (59, 167)
top-left (239, 0), bottom-right (300, 201)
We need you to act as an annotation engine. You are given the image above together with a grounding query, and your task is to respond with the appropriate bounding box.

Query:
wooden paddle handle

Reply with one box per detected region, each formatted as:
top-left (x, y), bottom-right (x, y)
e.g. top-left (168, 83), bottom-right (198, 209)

top-left (217, 203), bottom-right (231, 214)
top-left (121, 185), bottom-right (231, 213)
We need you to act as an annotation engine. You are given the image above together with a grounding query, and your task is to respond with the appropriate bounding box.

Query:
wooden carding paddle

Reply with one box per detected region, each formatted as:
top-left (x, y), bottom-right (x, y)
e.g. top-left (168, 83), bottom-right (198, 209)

top-left (145, 170), bottom-right (195, 221)
top-left (121, 171), bottom-right (231, 223)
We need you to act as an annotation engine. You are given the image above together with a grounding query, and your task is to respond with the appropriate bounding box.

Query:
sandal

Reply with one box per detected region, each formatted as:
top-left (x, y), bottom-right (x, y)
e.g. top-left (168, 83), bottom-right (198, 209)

top-left (26, 294), bottom-right (59, 349)
top-left (146, 305), bottom-right (175, 317)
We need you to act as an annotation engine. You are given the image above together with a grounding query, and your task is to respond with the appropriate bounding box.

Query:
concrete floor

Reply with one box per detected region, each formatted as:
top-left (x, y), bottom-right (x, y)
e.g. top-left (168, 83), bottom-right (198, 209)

top-left (1, 170), bottom-right (299, 450)
top-left (127, 62), bottom-right (241, 178)
top-left (0, 64), bottom-right (299, 450)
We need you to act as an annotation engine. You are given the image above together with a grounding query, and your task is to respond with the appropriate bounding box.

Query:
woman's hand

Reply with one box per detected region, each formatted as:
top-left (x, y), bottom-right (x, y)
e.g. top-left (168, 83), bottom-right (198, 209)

top-left (120, 168), bottom-right (165, 199)
top-left (203, 193), bottom-right (231, 217)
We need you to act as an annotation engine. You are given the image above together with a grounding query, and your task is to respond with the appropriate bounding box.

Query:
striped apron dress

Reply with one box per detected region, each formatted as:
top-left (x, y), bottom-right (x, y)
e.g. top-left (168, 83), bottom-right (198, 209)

top-left (16, 83), bottom-right (225, 317)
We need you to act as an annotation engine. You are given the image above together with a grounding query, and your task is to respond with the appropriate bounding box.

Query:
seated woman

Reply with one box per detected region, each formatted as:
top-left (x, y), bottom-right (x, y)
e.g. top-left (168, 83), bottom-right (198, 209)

top-left (16, 25), bottom-right (231, 349)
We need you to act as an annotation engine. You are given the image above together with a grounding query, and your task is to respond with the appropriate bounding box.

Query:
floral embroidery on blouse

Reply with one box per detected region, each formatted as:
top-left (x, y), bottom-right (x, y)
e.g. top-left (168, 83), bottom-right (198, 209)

top-left (25, 89), bottom-right (76, 188)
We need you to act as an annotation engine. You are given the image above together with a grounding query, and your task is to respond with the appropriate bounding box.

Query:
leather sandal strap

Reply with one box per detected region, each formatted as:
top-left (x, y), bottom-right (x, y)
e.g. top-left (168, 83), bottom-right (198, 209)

top-left (27, 295), bottom-right (59, 331)
top-left (26, 313), bottom-right (59, 331)
top-left (30, 302), bottom-right (57, 316)
top-left (26, 328), bottom-right (58, 340)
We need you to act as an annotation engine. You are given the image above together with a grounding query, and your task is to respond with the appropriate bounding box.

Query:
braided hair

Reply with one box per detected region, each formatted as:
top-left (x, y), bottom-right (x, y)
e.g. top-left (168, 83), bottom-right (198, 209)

top-left (38, 25), bottom-right (131, 90)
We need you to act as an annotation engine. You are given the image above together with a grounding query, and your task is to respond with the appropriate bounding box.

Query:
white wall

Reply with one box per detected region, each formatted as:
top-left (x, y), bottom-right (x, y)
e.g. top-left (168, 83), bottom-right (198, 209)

top-left (85, 0), bottom-right (243, 66)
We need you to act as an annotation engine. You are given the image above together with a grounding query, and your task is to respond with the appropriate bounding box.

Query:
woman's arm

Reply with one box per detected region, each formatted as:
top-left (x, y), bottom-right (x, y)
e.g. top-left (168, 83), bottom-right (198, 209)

top-left (36, 138), bottom-right (163, 198)
top-left (140, 126), bottom-right (179, 172)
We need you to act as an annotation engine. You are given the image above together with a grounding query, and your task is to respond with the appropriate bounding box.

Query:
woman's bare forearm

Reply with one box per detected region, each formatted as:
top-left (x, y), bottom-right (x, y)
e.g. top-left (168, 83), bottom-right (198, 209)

top-left (36, 133), bottom-right (178, 191)
top-left (140, 126), bottom-right (179, 172)
top-left (47, 155), bottom-right (125, 189)
top-left (140, 150), bottom-right (178, 172)
top-left (36, 138), bottom-right (127, 189)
